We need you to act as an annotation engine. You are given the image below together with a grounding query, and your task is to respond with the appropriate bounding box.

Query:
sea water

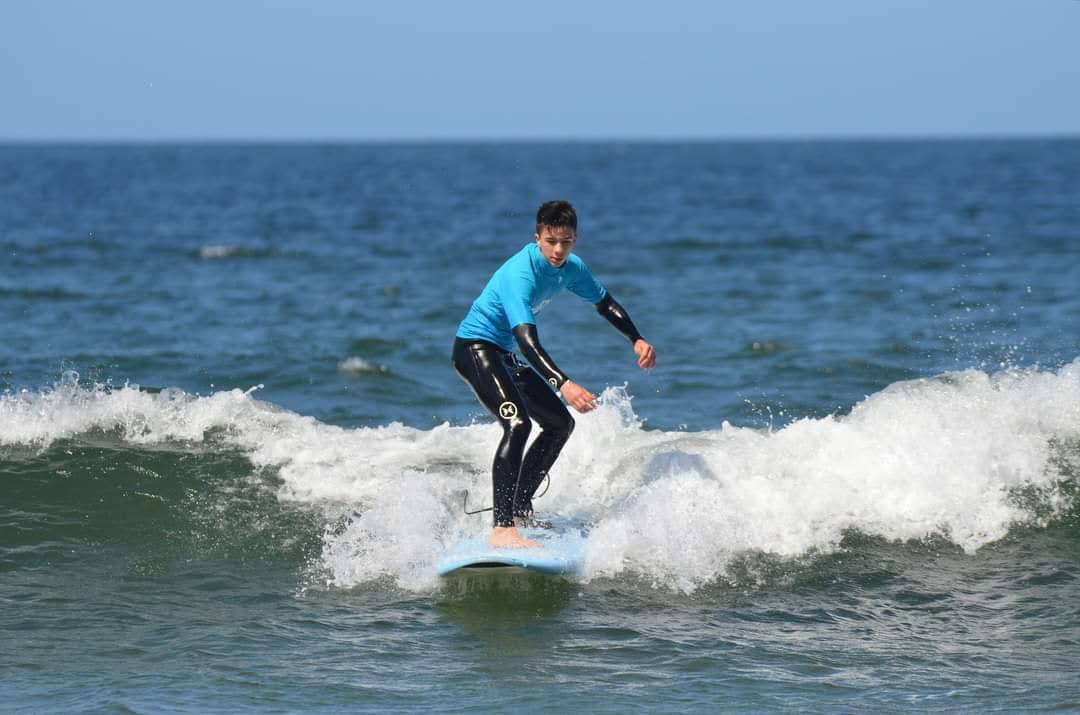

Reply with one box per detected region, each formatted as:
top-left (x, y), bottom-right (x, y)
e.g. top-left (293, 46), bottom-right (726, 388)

top-left (2, 141), bottom-right (1079, 711)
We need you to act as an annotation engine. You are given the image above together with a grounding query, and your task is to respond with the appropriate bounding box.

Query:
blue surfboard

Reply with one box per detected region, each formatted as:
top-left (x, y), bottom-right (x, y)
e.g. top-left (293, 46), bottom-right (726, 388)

top-left (436, 526), bottom-right (586, 577)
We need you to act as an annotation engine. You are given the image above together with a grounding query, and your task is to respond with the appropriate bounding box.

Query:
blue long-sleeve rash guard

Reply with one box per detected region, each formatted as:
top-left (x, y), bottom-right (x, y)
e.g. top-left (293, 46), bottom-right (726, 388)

top-left (457, 243), bottom-right (607, 353)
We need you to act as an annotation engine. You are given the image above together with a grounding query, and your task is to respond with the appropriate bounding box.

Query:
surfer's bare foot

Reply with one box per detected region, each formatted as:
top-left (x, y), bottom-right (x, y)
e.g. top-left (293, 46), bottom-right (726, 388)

top-left (489, 526), bottom-right (541, 549)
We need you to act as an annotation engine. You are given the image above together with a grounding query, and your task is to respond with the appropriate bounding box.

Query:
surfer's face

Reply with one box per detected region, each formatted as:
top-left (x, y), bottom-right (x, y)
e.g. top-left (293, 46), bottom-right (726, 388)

top-left (535, 226), bottom-right (576, 268)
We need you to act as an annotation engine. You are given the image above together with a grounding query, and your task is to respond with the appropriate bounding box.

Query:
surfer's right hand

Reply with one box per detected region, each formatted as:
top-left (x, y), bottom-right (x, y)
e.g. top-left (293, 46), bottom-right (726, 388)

top-left (560, 380), bottom-right (597, 413)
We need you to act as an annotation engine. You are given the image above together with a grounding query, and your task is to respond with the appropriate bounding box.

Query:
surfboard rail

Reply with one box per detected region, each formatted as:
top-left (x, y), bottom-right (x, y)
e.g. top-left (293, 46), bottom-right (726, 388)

top-left (436, 528), bottom-right (585, 577)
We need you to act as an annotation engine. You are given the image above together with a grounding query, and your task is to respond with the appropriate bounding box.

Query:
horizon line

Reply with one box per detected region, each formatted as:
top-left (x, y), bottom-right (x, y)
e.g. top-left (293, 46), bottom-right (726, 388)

top-left (2, 131), bottom-right (1078, 146)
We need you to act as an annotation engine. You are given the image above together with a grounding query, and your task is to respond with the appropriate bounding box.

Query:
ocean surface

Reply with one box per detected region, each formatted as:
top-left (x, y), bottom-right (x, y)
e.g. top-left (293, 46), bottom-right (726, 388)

top-left (2, 140), bottom-right (1079, 712)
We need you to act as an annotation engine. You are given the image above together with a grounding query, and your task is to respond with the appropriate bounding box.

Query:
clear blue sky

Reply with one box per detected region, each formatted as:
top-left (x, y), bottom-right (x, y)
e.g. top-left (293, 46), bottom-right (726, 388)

top-left (2, 0), bottom-right (1077, 140)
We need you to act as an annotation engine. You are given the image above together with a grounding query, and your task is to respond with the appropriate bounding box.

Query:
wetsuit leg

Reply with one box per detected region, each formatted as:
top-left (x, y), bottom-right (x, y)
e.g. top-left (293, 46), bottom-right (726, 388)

top-left (509, 361), bottom-right (575, 517)
top-left (451, 339), bottom-right (531, 527)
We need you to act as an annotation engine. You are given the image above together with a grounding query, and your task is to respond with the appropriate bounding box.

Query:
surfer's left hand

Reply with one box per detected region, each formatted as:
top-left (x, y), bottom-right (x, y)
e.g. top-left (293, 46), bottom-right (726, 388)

top-left (634, 339), bottom-right (656, 369)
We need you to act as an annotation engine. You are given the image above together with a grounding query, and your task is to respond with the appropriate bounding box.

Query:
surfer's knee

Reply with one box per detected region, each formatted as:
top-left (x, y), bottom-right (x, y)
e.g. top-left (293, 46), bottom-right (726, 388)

top-left (510, 415), bottom-right (531, 441)
top-left (500, 404), bottom-right (531, 442)
top-left (540, 406), bottom-right (574, 437)
top-left (548, 414), bottom-right (573, 443)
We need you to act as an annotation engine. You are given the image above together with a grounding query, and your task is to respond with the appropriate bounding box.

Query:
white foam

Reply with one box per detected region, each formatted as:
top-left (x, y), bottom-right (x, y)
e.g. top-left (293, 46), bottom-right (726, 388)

top-left (3, 361), bottom-right (1079, 593)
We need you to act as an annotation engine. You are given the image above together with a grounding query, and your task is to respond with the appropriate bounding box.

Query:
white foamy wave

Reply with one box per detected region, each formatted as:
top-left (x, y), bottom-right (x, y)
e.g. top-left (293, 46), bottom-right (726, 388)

top-left (0, 372), bottom-right (277, 449)
top-left (583, 363), bottom-right (1080, 591)
top-left (3, 361), bottom-right (1079, 593)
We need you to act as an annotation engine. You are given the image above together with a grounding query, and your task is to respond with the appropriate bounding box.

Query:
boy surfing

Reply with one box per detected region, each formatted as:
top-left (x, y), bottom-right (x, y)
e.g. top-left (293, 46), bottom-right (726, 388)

top-left (452, 200), bottom-right (656, 548)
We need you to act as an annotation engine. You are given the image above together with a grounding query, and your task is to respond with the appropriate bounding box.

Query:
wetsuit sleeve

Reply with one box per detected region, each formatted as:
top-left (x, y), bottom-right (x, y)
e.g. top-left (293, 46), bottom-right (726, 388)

top-left (512, 323), bottom-right (569, 388)
top-left (595, 293), bottom-right (644, 344)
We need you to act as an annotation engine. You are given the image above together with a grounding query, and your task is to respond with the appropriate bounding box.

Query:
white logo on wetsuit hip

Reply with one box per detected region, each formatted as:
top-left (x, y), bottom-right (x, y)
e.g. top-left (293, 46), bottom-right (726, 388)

top-left (499, 401), bottom-right (518, 419)
top-left (548, 378), bottom-right (558, 388)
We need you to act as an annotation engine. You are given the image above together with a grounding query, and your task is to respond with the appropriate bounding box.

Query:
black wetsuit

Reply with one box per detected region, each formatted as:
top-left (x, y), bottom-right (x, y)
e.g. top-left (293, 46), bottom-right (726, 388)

top-left (452, 335), bottom-right (572, 525)
top-left (453, 293), bottom-right (644, 527)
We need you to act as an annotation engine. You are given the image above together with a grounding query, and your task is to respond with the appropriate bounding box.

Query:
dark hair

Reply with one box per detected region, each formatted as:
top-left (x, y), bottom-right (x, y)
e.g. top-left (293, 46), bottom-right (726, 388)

top-left (535, 200), bottom-right (577, 233)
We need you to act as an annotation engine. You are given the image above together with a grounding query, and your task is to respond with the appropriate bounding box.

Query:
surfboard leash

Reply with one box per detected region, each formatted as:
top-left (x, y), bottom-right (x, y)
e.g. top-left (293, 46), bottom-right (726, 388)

top-left (462, 473), bottom-right (550, 516)
top-left (461, 491), bottom-right (491, 515)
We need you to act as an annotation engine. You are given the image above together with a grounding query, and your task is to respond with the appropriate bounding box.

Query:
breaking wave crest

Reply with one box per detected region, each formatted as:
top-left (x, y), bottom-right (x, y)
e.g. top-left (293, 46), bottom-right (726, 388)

top-left (3, 361), bottom-right (1079, 593)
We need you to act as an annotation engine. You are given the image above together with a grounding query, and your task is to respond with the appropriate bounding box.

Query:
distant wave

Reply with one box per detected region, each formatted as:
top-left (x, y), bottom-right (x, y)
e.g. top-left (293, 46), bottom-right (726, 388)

top-left (196, 244), bottom-right (278, 260)
top-left (198, 244), bottom-right (244, 259)
top-left (336, 357), bottom-right (389, 376)
top-left (0, 286), bottom-right (89, 300)
top-left (3, 361), bottom-right (1079, 593)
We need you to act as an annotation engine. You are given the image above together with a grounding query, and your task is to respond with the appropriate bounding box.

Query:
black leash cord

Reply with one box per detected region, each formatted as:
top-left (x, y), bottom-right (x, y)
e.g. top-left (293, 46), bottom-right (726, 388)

top-left (462, 474), bottom-right (550, 515)
top-left (462, 491), bottom-right (492, 515)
